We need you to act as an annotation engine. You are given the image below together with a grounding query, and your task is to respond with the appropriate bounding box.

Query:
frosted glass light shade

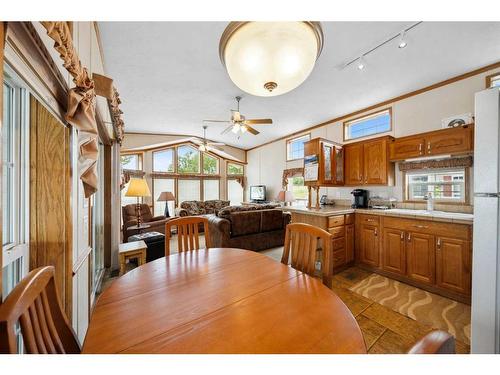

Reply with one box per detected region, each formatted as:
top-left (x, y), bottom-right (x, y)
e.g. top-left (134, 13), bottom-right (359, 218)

top-left (220, 22), bottom-right (323, 97)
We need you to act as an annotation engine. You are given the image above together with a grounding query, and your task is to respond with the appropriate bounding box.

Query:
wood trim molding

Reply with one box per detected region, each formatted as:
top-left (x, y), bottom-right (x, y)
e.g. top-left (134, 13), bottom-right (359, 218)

top-left (0, 21), bottom-right (5, 302)
top-left (485, 71), bottom-right (500, 88)
top-left (246, 60), bottom-right (500, 152)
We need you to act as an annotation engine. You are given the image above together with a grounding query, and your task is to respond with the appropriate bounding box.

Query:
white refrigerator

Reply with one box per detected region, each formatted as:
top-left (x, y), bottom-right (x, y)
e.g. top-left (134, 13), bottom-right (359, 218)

top-left (471, 88), bottom-right (500, 353)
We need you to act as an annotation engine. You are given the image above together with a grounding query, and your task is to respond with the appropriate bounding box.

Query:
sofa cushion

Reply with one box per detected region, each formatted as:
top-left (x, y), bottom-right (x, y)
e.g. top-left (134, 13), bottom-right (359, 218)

top-left (180, 200), bottom-right (206, 215)
top-left (217, 205), bottom-right (257, 219)
top-left (230, 211), bottom-right (262, 237)
top-left (260, 209), bottom-right (285, 232)
top-left (204, 200), bottom-right (230, 214)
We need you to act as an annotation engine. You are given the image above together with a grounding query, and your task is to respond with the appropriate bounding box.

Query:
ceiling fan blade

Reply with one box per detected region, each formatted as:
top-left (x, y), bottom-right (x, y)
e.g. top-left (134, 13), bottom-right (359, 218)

top-left (208, 142), bottom-right (225, 146)
top-left (221, 125), bottom-right (233, 135)
top-left (245, 126), bottom-right (260, 135)
top-left (243, 119), bottom-right (273, 125)
top-left (203, 119), bottom-right (232, 123)
top-left (207, 145), bottom-right (224, 152)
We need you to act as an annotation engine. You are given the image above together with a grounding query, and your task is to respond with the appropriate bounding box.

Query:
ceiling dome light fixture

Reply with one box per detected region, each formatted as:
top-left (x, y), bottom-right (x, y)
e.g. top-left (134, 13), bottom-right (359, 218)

top-left (219, 22), bottom-right (324, 97)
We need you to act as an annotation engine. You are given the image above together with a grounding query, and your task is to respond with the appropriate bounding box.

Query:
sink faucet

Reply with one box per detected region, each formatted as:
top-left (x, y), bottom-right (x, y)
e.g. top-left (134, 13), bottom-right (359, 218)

top-left (424, 192), bottom-right (434, 212)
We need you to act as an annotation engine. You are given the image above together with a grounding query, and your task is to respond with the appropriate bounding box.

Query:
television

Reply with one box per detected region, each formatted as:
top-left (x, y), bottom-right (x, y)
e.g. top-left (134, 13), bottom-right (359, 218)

top-left (249, 185), bottom-right (266, 202)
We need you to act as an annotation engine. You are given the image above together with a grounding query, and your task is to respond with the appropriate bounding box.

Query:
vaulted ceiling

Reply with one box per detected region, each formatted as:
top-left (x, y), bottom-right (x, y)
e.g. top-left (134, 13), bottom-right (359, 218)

top-left (98, 21), bottom-right (500, 149)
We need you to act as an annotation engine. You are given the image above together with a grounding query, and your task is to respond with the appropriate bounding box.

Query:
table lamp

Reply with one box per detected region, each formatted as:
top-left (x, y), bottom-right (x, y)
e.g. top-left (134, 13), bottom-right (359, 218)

top-left (125, 178), bottom-right (151, 227)
top-left (157, 191), bottom-right (175, 217)
top-left (277, 190), bottom-right (295, 206)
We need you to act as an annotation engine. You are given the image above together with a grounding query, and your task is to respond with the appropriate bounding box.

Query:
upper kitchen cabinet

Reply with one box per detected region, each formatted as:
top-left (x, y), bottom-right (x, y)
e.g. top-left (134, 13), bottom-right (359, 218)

top-left (389, 124), bottom-right (474, 161)
top-left (304, 137), bottom-right (344, 186)
top-left (344, 136), bottom-right (395, 186)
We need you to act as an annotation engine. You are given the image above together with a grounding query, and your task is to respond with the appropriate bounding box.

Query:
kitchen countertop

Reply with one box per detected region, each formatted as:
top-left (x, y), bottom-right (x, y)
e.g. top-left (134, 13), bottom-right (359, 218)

top-left (280, 205), bottom-right (473, 224)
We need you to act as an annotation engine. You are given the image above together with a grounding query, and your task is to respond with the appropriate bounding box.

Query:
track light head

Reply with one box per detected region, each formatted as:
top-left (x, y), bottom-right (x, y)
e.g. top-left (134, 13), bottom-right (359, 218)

top-left (398, 31), bottom-right (408, 49)
top-left (357, 57), bottom-right (366, 70)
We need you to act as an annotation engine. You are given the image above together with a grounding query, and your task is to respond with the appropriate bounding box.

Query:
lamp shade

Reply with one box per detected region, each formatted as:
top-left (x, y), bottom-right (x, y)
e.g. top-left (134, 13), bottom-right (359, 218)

top-left (157, 191), bottom-right (175, 202)
top-left (219, 22), bottom-right (323, 97)
top-left (277, 190), bottom-right (295, 203)
top-left (125, 178), bottom-right (151, 197)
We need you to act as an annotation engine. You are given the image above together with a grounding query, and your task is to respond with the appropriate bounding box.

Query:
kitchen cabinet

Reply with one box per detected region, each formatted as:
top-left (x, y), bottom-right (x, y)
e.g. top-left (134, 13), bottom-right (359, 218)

top-left (344, 136), bottom-right (395, 186)
top-left (345, 224), bottom-right (355, 263)
top-left (436, 237), bottom-right (471, 295)
top-left (304, 137), bottom-right (344, 186)
top-left (382, 228), bottom-right (406, 275)
top-left (406, 232), bottom-right (435, 285)
top-left (356, 214), bottom-right (381, 268)
top-left (389, 124), bottom-right (474, 161)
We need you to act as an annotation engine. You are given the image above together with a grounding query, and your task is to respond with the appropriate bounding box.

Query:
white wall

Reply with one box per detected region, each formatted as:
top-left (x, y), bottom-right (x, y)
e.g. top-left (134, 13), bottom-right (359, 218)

top-left (246, 68), bottom-right (496, 206)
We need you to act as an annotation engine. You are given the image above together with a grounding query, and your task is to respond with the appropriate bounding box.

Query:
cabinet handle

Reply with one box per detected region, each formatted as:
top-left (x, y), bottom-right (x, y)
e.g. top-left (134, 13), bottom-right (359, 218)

top-left (419, 143), bottom-right (423, 155)
top-left (366, 219), bottom-right (376, 222)
top-left (437, 237), bottom-right (441, 248)
top-left (374, 229), bottom-right (378, 237)
top-left (427, 142), bottom-right (431, 154)
top-left (400, 232), bottom-right (404, 240)
top-left (407, 233), bottom-right (411, 242)
top-left (412, 224), bottom-right (429, 229)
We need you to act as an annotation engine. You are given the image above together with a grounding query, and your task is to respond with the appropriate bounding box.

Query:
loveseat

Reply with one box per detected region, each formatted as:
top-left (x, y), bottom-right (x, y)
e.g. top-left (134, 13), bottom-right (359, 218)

top-left (208, 205), bottom-right (291, 251)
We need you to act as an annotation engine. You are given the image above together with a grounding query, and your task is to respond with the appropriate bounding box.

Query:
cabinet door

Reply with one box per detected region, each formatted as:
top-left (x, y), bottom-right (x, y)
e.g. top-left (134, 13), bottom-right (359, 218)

top-left (436, 237), bottom-right (471, 295)
top-left (345, 224), bottom-right (355, 263)
top-left (406, 232), bottom-right (435, 285)
top-left (389, 137), bottom-right (425, 161)
top-left (363, 139), bottom-right (387, 185)
top-left (382, 228), bottom-right (406, 275)
top-left (360, 224), bottom-right (380, 267)
top-left (344, 143), bottom-right (363, 185)
top-left (320, 142), bottom-right (334, 184)
top-left (425, 126), bottom-right (473, 156)
top-left (334, 147), bottom-right (344, 184)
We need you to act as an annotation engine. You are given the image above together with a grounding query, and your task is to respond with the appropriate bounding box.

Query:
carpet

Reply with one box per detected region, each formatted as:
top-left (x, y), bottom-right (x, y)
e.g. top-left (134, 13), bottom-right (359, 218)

top-left (350, 274), bottom-right (471, 345)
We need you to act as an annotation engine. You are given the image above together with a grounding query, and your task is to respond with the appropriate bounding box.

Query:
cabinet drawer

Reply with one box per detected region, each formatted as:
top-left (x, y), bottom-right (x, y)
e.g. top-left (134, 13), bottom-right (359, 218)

top-left (328, 226), bottom-right (345, 238)
top-left (332, 237), bottom-right (345, 250)
top-left (345, 214), bottom-right (354, 225)
top-left (333, 248), bottom-right (346, 268)
top-left (356, 214), bottom-right (380, 225)
top-left (328, 215), bottom-right (345, 227)
top-left (382, 216), bottom-right (471, 240)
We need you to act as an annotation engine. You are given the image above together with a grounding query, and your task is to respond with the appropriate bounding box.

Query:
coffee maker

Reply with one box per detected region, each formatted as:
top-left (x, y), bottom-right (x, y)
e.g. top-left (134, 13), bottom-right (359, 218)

top-left (351, 189), bottom-right (369, 208)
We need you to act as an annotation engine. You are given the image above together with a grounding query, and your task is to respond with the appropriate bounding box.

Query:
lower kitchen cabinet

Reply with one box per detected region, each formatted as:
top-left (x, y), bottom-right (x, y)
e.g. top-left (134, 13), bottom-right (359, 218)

top-left (406, 232), bottom-right (435, 285)
top-left (382, 228), bottom-right (406, 275)
top-left (359, 224), bottom-right (380, 268)
top-left (436, 237), bottom-right (471, 296)
top-left (345, 224), bottom-right (355, 263)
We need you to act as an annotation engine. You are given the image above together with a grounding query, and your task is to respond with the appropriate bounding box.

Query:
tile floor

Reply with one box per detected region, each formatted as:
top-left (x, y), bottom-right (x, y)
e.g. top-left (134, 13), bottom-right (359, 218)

top-left (100, 243), bottom-right (470, 354)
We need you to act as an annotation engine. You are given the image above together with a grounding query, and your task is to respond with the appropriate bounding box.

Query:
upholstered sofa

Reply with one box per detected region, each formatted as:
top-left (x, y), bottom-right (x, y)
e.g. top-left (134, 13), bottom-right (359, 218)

top-left (122, 204), bottom-right (168, 241)
top-left (208, 205), bottom-right (291, 251)
top-left (175, 200), bottom-right (230, 217)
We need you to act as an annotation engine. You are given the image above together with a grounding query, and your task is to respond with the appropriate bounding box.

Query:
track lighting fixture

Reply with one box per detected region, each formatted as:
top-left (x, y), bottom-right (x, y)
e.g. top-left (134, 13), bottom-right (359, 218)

top-left (357, 57), bottom-right (366, 70)
top-left (398, 31), bottom-right (408, 49)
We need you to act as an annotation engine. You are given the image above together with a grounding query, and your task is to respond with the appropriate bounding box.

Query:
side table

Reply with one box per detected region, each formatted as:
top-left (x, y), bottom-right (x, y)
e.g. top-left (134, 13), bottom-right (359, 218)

top-left (118, 240), bottom-right (147, 276)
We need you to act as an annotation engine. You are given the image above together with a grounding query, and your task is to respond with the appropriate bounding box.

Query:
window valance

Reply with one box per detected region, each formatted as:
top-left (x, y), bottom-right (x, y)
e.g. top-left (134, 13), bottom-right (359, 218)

top-left (399, 156), bottom-right (473, 172)
top-left (120, 169), bottom-right (146, 190)
top-left (282, 168), bottom-right (304, 188)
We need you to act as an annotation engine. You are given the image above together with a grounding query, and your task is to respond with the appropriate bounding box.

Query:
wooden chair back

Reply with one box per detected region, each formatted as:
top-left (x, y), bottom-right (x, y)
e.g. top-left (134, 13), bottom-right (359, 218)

top-left (281, 223), bottom-right (333, 286)
top-left (407, 330), bottom-right (455, 354)
top-left (165, 216), bottom-right (211, 256)
top-left (0, 266), bottom-right (80, 354)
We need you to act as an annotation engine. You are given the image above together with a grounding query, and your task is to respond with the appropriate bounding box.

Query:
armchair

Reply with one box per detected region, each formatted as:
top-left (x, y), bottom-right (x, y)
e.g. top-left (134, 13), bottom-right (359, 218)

top-left (122, 204), bottom-right (169, 241)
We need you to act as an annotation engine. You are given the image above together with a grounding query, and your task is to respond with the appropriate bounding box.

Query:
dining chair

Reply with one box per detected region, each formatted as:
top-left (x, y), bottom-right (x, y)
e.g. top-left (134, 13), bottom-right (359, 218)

top-left (0, 266), bottom-right (81, 354)
top-left (165, 216), bottom-right (212, 256)
top-left (407, 330), bottom-right (455, 354)
top-left (281, 222), bottom-right (333, 286)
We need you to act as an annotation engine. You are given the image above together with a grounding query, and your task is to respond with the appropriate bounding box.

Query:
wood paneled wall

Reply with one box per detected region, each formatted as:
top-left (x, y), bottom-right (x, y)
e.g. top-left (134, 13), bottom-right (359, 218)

top-left (29, 95), bottom-right (72, 317)
top-left (0, 22), bottom-right (5, 302)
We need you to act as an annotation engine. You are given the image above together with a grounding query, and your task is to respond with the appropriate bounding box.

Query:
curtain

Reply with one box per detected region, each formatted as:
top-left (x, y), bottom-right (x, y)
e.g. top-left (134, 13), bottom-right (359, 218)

top-left (41, 21), bottom-right (99, 197)
top-left (399, 156), bottom-right (473, 171)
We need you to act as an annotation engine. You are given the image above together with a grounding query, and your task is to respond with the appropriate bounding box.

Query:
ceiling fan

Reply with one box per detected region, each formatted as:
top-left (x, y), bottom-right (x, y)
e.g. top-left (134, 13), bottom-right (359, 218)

top-left (203, 96), bottom-right (273, 136)
top-left (191, 125), bottom-right (226, 152)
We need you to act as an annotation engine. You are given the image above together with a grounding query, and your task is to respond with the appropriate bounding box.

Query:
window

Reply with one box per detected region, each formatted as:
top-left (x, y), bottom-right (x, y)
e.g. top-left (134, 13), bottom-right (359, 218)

top-left (286, 134), bottom-right (310, 160)
top-left (227, 179), bottom-right (243, 205)
top-left (152, 148), bottom-right (174, 172)
top-left (120, 153), bottom-right (141, 170)
top-left (177, 145), bottom-right (200, 174)
top-left (486, 72), bottom-right (500, 88)
top-left (287, 176), bottom-right (308, 206)
top-left (405, 169), bottom-right (466, 203)
top-left (227, 162), bottom-right (244, 175)
top-left (203, 153), bottom-right (219, 175)
top-left (153, 178), bottom-right (175, 216)
top-left (178, 179), bottom-right (201, 202)
top-left (344, 109), bottom-right (391, 141)
top-left (203, 179), bottom-right (220, 201)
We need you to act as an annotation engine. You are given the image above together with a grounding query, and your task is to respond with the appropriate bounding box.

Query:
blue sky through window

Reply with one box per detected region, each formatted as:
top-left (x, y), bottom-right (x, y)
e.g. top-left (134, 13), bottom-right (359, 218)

top-left (345, 111), bottom-right (391, 140)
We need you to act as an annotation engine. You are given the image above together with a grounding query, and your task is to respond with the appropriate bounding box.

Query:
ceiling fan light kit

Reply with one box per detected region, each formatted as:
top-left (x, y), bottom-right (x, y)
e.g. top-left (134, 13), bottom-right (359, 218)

top-left (219, 22), bottom-right (324, 97)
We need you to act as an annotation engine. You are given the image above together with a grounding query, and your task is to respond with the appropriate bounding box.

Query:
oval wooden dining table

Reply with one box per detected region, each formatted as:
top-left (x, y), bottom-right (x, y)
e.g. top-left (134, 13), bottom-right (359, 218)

top-left (82, 248), bottom-right (366, 354)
